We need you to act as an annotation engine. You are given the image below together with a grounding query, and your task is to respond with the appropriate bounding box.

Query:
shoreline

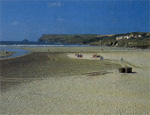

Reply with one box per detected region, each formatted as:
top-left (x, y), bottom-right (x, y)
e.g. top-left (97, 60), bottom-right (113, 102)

top-left (0, 50), bottom-right (16, 58)
top-left (0, 47), bottom-right (31, 60)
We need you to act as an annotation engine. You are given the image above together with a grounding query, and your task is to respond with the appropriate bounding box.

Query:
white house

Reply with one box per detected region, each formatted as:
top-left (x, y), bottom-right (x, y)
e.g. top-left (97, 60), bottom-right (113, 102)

top-left (116, 36), bottom-right (123, 40)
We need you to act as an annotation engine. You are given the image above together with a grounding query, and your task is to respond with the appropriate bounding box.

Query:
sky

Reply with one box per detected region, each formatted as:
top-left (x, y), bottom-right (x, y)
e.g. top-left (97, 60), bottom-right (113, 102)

top-left (0, 0), bottom-right (149, 41)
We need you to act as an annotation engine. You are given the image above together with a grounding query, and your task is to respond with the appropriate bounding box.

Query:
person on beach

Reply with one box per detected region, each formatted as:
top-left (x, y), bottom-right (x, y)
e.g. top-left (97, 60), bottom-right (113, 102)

top-left (100, 56), bottom-right (103, 63)
top-left (120, 58), bottom-right (123, 62)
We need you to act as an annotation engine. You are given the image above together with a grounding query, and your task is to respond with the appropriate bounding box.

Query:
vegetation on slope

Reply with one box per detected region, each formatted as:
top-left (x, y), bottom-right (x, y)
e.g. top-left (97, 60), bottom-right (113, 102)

top-left (38, 32), bottom-right (150, 48)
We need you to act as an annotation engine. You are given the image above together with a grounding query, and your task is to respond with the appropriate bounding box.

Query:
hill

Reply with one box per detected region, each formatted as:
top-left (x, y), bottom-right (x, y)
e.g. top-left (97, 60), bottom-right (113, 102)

top-left (38, 32), bottom-right (150, 49)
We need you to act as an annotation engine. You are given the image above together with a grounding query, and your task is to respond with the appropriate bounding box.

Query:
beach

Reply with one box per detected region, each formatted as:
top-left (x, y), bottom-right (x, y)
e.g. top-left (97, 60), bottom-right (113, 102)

top-left (0, 47), bottom-right (150, 114)
top-left (0, 50), bottom-right (15, 58)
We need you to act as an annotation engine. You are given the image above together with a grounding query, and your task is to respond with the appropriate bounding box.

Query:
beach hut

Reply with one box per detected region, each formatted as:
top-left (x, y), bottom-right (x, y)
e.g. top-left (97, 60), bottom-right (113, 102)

top-left (118, 68), bottom-right (125, 73)
top-left (118, 67), bottom-right (132, 73)
top-left (125, 67), bottom-right (132, 73)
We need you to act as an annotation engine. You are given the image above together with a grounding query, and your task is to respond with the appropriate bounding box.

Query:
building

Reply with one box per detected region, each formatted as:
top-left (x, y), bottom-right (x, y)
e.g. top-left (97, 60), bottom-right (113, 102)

top-left (116, 35), bottom-right (131, 40)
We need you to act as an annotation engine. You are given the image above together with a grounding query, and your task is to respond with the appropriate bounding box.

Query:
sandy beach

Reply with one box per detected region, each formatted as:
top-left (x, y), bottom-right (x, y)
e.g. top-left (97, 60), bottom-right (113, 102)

top-left (0, 47), bottom-right (150, 114)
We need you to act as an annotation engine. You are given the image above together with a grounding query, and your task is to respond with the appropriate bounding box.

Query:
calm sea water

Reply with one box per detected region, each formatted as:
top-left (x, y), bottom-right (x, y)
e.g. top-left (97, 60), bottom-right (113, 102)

top-left (0, 44), bottom-right (142, 59)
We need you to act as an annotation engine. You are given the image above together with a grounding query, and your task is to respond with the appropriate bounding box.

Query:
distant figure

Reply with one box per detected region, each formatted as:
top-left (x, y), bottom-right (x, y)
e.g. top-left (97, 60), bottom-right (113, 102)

top-left (100, 56), bottom-right (103, 63)
top-left (120, 58), bottom-right (123, 62)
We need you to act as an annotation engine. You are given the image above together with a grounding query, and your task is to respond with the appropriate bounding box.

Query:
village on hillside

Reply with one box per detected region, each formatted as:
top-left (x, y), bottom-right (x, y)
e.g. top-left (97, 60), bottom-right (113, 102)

top-left (116, 33), bottom-right (150, 40)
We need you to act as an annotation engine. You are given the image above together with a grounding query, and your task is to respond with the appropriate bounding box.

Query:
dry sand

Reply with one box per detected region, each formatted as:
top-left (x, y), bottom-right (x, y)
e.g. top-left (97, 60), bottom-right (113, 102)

top-left (0, 49), bottom-right (150, 114)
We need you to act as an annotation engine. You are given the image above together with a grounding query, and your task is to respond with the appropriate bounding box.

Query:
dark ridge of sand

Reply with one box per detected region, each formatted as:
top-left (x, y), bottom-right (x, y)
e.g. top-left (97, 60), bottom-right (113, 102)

top-left (0, 52), bottom-right (121, 91)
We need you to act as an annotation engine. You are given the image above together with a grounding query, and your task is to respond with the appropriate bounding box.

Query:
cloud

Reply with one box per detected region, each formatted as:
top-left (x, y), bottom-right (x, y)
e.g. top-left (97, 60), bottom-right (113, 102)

top-left (11, 21), bottom-right (18, 26)
top-left (47, 2), bottom-right (63, 7)
top-left (57, 18), bottom-right (65, 22)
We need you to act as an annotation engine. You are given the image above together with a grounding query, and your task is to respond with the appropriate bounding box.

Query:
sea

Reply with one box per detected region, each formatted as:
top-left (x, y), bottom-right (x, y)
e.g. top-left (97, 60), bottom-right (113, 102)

top-left (0, 41), bottom-right (87, 59)
top-left (0, 41), bottom-right (144, 59)
top-left (0, 41), bottom-right (86, 47)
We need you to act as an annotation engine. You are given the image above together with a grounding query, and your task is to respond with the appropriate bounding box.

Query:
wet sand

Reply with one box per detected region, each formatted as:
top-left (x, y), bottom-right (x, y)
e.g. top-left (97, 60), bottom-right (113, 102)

top-left (0, 50), bottom-right (15, 58)
top-left (0, 47), bottom-right (150, 114)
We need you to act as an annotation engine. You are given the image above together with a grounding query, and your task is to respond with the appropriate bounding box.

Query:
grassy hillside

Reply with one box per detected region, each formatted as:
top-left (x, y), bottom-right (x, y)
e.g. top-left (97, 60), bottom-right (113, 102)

top-left (38, 34), bottom-right (102, 44)
top-left (38, 32), bottom-right (150, 48)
